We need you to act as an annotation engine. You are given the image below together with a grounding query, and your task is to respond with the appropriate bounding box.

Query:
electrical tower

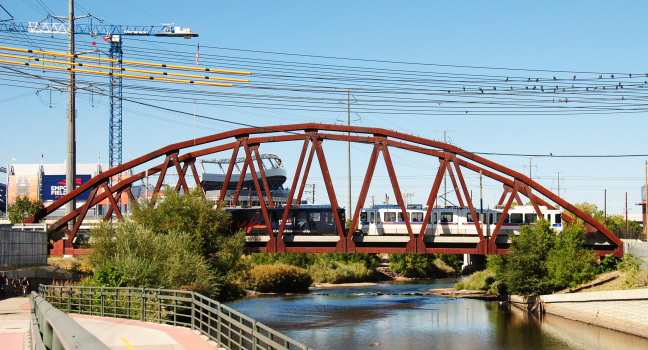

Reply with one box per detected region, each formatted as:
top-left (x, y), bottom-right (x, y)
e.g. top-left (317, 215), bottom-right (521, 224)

top-left (0, 17), bottom-right (198, 170)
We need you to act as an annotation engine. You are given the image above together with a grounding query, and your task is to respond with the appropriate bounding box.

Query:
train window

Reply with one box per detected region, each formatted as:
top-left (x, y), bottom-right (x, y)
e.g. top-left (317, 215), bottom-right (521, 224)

top-left (434, 213), bottom-right (438, 224)
top-left (398, 212), bottom-right (404, 222)
top-left (376, 212), bottom-right (381, 224)
top-left (510, 213), bottom-right (523, 223)
top-left (489, 213), bottom-right (493, 224)
top-left (370, 212), bottom-right (375, 224)
top-left (324, 212), bottom-right (334, 224)
top-left (496, 213), bottom-right (509, 223)
top-left (296, 212), bottom-right (307, 221)
top-left (440, 212), bottom-right (453, 223)
top-left (546, 214), bottom-right (551, 222)
top-left (310, 212), bottom-right (321, 221)
top-left (525, 213), bottom-right (538, 223)
top-left (384, 212), bottom-right (396, 222)
top-left (360, 212), bottom-right (367, 223)
top-left (555, 213), bottom-right (562, 224)
top-left (467, 213), bottom-right (474, 222)
top-left (411, 212), bottom-right (423, 222)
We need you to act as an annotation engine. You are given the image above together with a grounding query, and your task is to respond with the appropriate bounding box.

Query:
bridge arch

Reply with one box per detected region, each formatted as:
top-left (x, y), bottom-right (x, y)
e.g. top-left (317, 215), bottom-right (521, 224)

top-left (24, 123), bottom-right (622, 257)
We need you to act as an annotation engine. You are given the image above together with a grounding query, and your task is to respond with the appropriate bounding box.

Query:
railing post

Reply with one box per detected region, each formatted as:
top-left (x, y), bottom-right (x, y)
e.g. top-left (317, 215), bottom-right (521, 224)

top-left (52, 331), bottom-right (63, 350)
top-left (141, 288), bottom-right (146, 322)
top-left (252, 319), bottom-right (257, 350)
top-left (216, 302), bottom-right (222, 347)
top-left (67, 287), bottom-right (72, 313)
top-left (100, 287), bottom-right (105, 317)
top-left (191, 292), bottom-right (196, 330)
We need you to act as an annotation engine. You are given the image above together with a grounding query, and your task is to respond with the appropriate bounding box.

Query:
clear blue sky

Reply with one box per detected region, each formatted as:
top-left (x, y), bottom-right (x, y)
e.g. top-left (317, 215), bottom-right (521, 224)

top-left (1, 0), bottom-right (647, 216)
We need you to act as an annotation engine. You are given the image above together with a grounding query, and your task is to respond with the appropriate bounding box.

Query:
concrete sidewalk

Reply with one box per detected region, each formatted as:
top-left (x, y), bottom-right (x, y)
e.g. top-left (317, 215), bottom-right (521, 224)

top-left (0, 296), bottom-right (31, 350)
top-left (0, 295), bottom-right (224, 350)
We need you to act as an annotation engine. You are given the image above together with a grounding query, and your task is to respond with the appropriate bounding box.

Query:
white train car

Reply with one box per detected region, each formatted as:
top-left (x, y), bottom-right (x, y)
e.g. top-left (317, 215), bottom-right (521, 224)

top-left (357, 205), bottom-right (562, 236)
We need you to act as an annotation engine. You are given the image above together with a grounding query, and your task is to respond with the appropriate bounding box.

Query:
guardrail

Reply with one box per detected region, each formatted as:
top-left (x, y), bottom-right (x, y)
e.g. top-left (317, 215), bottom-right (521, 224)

top-left (30, 292), bottom-right (110, 350)
top-left (38, 285), bottom-right (312, 350)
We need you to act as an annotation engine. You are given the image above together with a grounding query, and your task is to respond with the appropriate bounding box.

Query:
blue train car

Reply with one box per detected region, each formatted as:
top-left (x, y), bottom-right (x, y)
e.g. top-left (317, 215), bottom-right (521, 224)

top-left (227, 205), bottom-right (346, 236)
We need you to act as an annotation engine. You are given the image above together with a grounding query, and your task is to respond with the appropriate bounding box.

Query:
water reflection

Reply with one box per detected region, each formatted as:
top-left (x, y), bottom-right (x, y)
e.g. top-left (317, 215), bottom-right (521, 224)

top-left (227, 280), bottom-right (648, 349)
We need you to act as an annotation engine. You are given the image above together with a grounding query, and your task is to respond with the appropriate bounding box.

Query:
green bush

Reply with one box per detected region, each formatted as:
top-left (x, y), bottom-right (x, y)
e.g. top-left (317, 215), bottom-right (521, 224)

top-left (599, 254), bottom-right (619, 273)
top-left (389, 254), bottom-right (457, 278)
top-left (319, 253), bottom-right (380, 269)
top-left (547, 224), bottom-right (598, 290)
top-left (454, 269), bottom-right (496, 291)
top-left (497, 220), bottom-right (556, 296)
top-left (624, 268), bottom-right (648, 288)
top-left (249, 253), bottom-right (317, 269)
top-left (242, 263), bottom-right (312, 293)
top-left (95, 266), bottom-right (126, 287)
top-left (617, 253), bottom-right (643, 272)
top-left (307, 260), bottom-right (374, 284)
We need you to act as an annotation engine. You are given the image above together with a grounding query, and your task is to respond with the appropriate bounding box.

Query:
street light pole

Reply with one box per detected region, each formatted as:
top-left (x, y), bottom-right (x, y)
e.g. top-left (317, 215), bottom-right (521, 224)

top-left (66, 0), bottom-right (76, 229)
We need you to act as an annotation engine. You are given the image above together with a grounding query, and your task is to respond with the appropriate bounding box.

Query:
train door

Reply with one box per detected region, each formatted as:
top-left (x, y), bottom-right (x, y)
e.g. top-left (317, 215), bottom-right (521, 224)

top-left (366, 210), bottom-right (380, 235)
top-left (322, 211), bottom-right (335, 235)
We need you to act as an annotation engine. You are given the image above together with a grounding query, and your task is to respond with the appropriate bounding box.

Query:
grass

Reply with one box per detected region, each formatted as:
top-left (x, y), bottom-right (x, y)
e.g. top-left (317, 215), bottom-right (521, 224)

top-left (454, 269), bottom-right (497, 292)
top-left (241, 263), bottom-right (312, 293)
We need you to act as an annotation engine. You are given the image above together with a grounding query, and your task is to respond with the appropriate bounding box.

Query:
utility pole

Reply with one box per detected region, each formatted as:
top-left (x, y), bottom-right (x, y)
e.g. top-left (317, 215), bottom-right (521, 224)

top-left (304, 184), bottom-right (316, 204)
top-left (347, 89), bottom-right (351, 219)
top-left (554, 171), bottom-right (564, 197)
top-left (626, 191), bottom-right (628, 236)
top-left (604, 189), bottom-right (607, 225)
top-left (66, 0), bottom-right (76, 229)
top-left (480, 170), bottom-right (484, 235)
top-left (645, 161), bottom-right (647, 247)
top-left (435, 130), bottom-right (454, 207)
top-left (372, 195), bottom-right (374, 207)
top-left (523, 157), bottom-right (538, 181)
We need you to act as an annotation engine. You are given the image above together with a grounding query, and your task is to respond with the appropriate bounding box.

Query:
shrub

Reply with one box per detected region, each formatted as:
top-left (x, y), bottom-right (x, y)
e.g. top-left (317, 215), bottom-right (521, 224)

top-left (599, 254), bottom-right (619, 273)
top-left (454, 269), bottom-right (496, 291)
top-left (249, 253), bottom-right (317, 269)
top-left (624, 268), bottom-right (648, 288)
top-left (242, 264), bottom-right (312, 293)
top-left (498, 219), bottom-right (556, 296)
top-left (307, 260), bottom-right (374, 284)
top-left (320, 253), bottom-right (380, 269)
top-left (390, 254), bottom-right (458, 278)
top-left (95, 266), bottom-right (126, 287)
top-left (547, 224), bottom-right (598, 290)
top-left (617, 253), bottom-right (643, 272)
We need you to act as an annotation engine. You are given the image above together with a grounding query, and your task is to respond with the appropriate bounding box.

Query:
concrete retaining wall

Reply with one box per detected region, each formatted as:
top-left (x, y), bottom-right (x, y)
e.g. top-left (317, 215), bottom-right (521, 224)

top-left (0, 229), bottom-right (48, 268)
top-left (623, 239), bottom-right (648, 269)
top-left (541, 289), bottom-right (648, 339)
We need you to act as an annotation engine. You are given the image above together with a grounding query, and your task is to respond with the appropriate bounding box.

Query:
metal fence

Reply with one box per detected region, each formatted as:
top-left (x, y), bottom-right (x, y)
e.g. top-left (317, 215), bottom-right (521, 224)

top-left (0, 229), bottom-right (48, 268)
top-left (30, 292), bottom-right (110, 350)
top-left (38, 285), bottom-right (312, 350)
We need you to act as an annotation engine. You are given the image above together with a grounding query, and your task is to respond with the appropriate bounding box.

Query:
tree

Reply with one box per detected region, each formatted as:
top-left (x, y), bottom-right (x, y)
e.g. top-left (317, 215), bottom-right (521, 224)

top-left (498, 220), bottom-right (556, 295)
top-left (564, 202), bottom-right (604, 226)
top-left (8, 195), bottom-right (44, 223)
top-left (547, 224), bottom-right (598, 289)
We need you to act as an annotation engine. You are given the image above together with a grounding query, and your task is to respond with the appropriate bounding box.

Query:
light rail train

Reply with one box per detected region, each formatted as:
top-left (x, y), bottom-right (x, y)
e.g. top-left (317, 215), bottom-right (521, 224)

top-left (357, 205), bottom-right (562, 236)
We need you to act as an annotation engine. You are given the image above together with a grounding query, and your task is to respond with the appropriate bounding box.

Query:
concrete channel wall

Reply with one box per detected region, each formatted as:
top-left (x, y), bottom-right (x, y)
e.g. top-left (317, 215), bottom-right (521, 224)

top-left (0, 229), bottom-right (48, 268)
top-left (622, 239), bottom-right (648, 269)
top-left (540, 289), bottom-right (648, 338)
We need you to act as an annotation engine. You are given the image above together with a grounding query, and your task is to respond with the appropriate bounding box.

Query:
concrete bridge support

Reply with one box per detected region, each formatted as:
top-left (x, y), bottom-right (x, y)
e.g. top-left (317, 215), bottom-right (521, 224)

top-left (462, 254), bottom-right (486, 275)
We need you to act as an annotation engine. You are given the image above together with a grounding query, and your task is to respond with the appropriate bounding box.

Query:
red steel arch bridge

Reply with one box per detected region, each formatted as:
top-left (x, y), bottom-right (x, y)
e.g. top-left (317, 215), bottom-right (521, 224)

top-left (24, 123), bottom-right (623, 257)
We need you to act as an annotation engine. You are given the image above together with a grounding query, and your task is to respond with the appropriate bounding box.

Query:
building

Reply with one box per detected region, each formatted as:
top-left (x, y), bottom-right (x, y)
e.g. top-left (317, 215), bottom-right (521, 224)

top-left (5, 163), bottom-right (129, 220)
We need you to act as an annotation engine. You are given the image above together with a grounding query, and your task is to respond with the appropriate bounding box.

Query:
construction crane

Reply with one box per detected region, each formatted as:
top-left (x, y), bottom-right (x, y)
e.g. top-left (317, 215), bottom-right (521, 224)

top-left (0, 19), bottom-right (198, 170)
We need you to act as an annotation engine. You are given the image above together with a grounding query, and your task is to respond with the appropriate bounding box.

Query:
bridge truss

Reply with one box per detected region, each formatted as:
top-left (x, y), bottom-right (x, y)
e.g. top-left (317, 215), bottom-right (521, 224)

top-left (24, 123), bottom-right (622, 257)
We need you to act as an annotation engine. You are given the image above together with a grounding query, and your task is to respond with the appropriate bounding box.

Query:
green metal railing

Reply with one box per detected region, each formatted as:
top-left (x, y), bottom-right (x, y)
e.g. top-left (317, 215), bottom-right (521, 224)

top-left (38, 285), bottom-right (312, 350)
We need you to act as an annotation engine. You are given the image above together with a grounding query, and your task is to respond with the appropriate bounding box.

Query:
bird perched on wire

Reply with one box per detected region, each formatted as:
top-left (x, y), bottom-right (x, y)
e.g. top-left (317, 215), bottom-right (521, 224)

top-left (599, 75), bottom-right (602, 79)
top-left (505, 77), bottom-right (509, 82)
top-left (463, 86), bottom-right (465, 91)
top-left (553, 76), bottom-right (556, 80)
top-left (573, 75), bottom-right (576, 80)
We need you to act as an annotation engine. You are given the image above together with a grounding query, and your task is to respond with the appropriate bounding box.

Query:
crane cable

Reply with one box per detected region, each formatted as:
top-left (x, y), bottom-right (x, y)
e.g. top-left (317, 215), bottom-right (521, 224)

top-left (0, 52), bottom-right (249, 82)
top-left (0, 45), bottom-right (252, 75)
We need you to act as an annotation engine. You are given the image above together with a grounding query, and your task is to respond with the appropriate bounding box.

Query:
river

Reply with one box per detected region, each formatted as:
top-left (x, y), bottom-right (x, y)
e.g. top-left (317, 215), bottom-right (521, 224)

top-left (227, 278), bottom-right (648, 350)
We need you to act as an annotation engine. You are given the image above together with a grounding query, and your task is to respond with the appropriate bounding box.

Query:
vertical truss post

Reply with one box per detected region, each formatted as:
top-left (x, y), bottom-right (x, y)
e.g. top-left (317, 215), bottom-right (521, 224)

top-left (489, 182), bottom-right (520, 254)
top-left (103, 183), bottom-right (124, 220)
top-left (253, 147), bottom-right (274, 208)
top-left (296, 145), bottom-right (316, 205)
top-left (150, 152), bottom-right (176, 207)
top-left (174, 162), bottom-right (190, 193)
top-left (349, 144), bottom-right (382, 252)
top-left (312, 138), bottom-right (347, 252)
top-left (219, 140), bottom-right (242, 206)
top-left (381, 144), bottom-right (415, 252)
top-left (277, 139), bottom-right (310, 252)
top-left (243, 142), bottom-right (274, 241)
top-left (68, 186), bottom-right (99, 244)
top-left (451, 158), bottom-right (485, 239)
top-left (188, 159), bottom-right (204, 195)
top-left (231, 157), bottom-right (250, 206)
top-left (445, 163), bottom-right (465, 208)
top-left (523, 183), bottom-right (544, 218)
top-left (417, 161), bottom-right (447, 252)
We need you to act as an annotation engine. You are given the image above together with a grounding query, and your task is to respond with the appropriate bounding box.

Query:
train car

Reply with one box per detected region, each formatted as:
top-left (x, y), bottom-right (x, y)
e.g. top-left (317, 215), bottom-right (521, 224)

top-left (227, 205), bottom-right (346, 236)
top-left (357, 205), bottom-right (562, 236)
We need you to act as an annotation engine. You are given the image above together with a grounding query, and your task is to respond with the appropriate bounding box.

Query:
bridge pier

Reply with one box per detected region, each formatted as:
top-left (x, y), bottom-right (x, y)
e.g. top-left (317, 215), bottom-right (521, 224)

top-left (461, 254), bottom-right (486, 275)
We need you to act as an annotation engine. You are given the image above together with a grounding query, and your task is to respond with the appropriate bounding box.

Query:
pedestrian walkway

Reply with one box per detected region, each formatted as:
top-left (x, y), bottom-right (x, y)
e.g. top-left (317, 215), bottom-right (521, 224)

top-left (0, 295), bottom-right (223, 350)
top-left (0, 296), bottom-right (31, 350)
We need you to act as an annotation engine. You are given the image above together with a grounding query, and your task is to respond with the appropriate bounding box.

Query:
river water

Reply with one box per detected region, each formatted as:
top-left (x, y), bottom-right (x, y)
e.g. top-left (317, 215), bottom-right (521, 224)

top-left (227, 278), bottom-right (648, 350)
